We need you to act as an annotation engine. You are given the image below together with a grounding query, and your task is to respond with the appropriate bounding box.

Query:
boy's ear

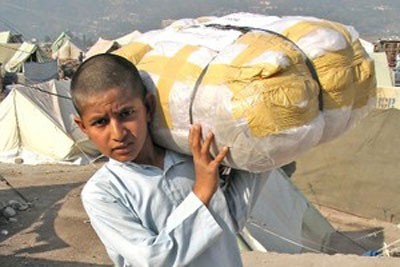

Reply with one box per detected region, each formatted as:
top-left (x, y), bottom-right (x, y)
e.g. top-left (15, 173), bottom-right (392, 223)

top-left (74, 116), bottom-right (88, 135)
top-left (144, 92), bottom-right (156, 123)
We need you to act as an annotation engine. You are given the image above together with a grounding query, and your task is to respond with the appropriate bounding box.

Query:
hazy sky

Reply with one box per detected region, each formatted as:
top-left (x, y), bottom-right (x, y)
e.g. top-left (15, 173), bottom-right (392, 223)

top-left (0, 0), bottom-right (399, 42)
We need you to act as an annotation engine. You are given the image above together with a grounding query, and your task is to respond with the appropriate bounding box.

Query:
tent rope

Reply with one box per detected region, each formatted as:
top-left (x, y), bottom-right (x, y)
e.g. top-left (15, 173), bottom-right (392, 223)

top-left (14, 81), bottom-right (72, 100)
top-left (248, 221), bottom-right (323, 253)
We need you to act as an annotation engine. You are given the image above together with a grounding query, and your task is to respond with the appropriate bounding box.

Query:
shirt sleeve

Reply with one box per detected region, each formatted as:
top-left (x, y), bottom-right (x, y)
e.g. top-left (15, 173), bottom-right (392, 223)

top-left (222, 169), bottom-right (271, 232)
top-left (82, 186), bottom-right (223, 267)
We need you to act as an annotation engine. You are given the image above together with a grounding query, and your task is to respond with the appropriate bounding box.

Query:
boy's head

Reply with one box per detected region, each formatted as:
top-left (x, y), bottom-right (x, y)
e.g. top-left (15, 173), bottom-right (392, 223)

top-left (71, 53), bottom-right (156, 163)
top-left (71, 53), bottom-right (146, 116)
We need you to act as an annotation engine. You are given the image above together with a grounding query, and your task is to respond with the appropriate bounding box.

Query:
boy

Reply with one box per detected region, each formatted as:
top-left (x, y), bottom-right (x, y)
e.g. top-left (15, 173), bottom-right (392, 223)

top-left (72, 53), bottom-right (270, 267)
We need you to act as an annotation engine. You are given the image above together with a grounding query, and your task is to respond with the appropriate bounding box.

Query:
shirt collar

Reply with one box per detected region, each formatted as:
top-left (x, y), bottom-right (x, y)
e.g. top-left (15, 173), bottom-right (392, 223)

top-left (107, 150), bottom-right (189, 172)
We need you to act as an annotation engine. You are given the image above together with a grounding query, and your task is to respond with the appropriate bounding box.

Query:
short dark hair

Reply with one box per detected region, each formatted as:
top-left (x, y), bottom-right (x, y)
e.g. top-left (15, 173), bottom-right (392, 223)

top-left (70, 53), bottom-right (146, 115)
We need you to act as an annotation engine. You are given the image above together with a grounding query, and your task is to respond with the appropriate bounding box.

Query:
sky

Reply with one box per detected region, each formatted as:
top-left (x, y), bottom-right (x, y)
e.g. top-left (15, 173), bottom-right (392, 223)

top-left (0, 0), bottom-right (399, 43)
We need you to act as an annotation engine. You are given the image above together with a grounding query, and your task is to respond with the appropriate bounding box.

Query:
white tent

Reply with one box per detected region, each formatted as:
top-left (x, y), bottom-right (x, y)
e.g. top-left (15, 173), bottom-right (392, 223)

top-left (52, 40), bottom-right (83, 61)
top-left (4, 42), bottom-right (46, 73)
top-left (359, 38), bottom-right (375, 54)
top-left (0, 79), bottom-right (99, 164)
top-left (242, 169), bottom-right (334, 253)
top-left (85, 38), bottom-right (120, 60)
top-left (115, 30), bottom-right (141, 46)
top-left (0, 31), bottom-right (11, 43)
top-left (242, 169), bottom-right (367, 254)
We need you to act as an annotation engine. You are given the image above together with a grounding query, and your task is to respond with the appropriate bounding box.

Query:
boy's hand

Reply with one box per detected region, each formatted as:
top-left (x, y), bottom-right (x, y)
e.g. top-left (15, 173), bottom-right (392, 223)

top-left (189, 124), bottom-right (229, 207)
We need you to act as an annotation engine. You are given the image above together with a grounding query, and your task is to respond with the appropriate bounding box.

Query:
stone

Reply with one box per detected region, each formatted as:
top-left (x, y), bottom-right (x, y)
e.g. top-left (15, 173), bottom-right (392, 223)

top-left (2, 206), bottom-right (16, 218)
top-left (1, 229), bottom-right (9, 235)
top-left (14, 158), bottom-right (24, 164)
top-left (8, 200), bottom-right (29, 211)
top-left (8, 217), bottom-right (18, 223)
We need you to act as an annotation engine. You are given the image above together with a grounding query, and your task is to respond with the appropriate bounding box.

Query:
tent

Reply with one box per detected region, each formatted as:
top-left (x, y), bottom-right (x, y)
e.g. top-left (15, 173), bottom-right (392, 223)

top-left (0, 31), bottom-right (23, 44)
top-left (0, 43), bottom-right (21, 65)
top-left (292, 49), bottom-right (400, 224)
top-left (4, 42), bottom-right (47, 73)
top-left (52, 40), bottom-right (83, 61)
top-left (0, 31), bottom-right (11, 43)
top-left (241, 168), bottom-right (374, 255)
top-left (0, 79), bottom-right (99, 164)
top-left (85, 38), bottom-right (120, 60)
top-left (51, 32), bottom-right (72, 54)
top-left (359, 38), bottom-right (375, 54)
top-left (115, 30), bottom-right (141, 46)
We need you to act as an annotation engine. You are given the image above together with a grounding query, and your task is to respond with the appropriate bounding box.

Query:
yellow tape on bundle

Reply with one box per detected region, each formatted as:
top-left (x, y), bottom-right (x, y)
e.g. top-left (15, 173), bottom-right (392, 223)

top-left (203, 32), bottom-right (320, 136)
top-left (351, 40), bottom-right (377, 109)
top-left (312, 38), bottom-right (376, 110)
top-left (138, 45), bottom-right (203, 128)
top-left (313, 47), bottom-right (355, 109)
top-left (113, 42), bottom-right (152, 64)
top-left (282, 20), bottom-right (376, 110)
top-left (282, 20), bottom-right (352, 45)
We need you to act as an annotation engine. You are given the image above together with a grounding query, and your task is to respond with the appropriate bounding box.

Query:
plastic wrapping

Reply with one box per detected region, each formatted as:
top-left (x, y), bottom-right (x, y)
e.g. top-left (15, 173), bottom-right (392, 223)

top-left (114, 13), bottom-right (376, 172)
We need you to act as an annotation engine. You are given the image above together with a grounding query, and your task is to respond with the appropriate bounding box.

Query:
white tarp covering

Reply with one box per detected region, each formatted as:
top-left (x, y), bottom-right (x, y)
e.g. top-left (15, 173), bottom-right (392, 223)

top-left (115, 12), bottom-right (376, 172)
top-left (0, 80), bottom-right (99, 164)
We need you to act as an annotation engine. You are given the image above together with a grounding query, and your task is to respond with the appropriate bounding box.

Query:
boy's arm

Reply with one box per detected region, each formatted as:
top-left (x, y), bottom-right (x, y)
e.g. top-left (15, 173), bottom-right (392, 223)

top-left (189, 124), bottom-right (228, 207)
top-left (188, 123), bottom-right (269, 232)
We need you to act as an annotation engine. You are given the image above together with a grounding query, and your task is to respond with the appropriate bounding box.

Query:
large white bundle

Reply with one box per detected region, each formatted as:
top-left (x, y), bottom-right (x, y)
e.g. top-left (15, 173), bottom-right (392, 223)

top-left (114, 13), bottom-right (376, 172)
top-left (206, 13), bottom-right (377, 143)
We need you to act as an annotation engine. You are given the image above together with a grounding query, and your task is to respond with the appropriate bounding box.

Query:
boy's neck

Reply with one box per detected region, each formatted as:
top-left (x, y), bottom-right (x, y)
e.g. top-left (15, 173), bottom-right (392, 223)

top-left (134, 140), bottom-right (165, 170)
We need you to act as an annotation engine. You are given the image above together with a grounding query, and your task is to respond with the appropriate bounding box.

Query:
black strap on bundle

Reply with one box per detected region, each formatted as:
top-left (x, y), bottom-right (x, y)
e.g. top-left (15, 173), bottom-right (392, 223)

top-left (188, 23), bottom-right (324, 124)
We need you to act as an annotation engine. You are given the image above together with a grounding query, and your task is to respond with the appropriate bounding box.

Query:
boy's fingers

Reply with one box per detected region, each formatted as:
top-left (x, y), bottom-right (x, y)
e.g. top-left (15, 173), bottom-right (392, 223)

top-left (213, 146), bottom-right (229, 164)
top-left (201, 131), bottom-right (214, 155)
top-left (189, 124), bottom-right (201, 155)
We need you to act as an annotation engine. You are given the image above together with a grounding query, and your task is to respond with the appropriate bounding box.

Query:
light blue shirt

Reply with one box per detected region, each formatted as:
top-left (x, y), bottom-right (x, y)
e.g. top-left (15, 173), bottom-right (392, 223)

top-left (81, 150), bottom-right (270, 267)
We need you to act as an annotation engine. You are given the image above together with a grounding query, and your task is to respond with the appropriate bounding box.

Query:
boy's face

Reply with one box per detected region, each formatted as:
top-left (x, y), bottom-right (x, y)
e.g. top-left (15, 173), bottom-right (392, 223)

top-left (74, 87), bottom-right (153, 162)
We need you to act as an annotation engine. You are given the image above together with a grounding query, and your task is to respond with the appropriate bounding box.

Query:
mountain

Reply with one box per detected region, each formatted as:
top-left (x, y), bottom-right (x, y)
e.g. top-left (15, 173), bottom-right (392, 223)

top-left (0, 0), bottom-right (398, 43)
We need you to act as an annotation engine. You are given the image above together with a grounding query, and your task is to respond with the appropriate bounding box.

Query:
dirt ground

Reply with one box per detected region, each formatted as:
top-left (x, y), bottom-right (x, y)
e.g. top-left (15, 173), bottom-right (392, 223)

top-left (1, 161), bottom-right (400, 266)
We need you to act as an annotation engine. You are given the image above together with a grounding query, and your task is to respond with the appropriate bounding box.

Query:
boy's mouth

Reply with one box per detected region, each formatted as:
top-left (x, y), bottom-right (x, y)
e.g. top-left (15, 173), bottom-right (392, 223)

top-left (112, 143), bottom-right (133, 152)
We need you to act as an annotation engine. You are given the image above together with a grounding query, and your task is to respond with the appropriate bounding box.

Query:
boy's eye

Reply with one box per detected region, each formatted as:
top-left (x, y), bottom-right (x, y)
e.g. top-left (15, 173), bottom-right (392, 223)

top-left (92, 118), bottom-right (108, 127)
top-left (119, 109), bottom-right (135, 119)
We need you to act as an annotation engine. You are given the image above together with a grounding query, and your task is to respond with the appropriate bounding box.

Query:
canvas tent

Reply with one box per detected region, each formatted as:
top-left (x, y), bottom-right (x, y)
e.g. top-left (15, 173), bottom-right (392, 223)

top-left (4, 42), bottom-right (47, 73)
top-left (51, 32), bottom-right (72, 54)
top-left (0, 43), bottom-right (21, 65)
top-left (0, 31), bottom-right (23, 44)
top-left (0, 31), bottom-right (12, 43)
top-left (292, 48), bottom-right (400, 225)
top-left (115, 30), bottom-right (141, 46)
top-left (242, 168), bottom-right (366, 254)
top-left (85, 38), bottom-right (120, 60)
top-left (52, 40), bottom-right (83, 61)
top-left (0, 79), bottom-right (99, 164)
top-left (84, 31), bottom-right (142, 60)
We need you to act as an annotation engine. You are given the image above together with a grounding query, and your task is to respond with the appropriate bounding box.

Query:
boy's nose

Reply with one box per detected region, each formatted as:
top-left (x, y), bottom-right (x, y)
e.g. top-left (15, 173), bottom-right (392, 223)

top-left (110, 120), bottom-right (126, 141)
